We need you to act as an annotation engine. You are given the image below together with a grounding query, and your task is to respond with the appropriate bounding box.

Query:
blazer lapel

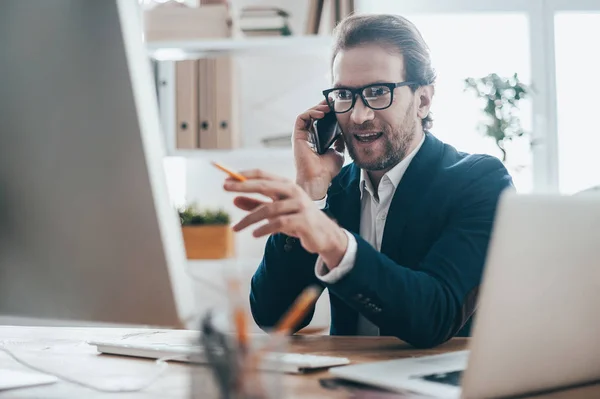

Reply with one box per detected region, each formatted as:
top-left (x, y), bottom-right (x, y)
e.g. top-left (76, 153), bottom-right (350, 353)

top-left (329, 163), bottom-right (361, 235)
top-left (380, 133), bottom-right (444, 256)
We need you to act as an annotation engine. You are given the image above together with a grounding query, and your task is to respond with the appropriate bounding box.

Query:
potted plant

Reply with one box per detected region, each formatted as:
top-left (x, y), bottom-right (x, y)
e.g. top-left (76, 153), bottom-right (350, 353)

top-left (464, 73), bottom-right (532, 163)
top-left (178, 204), bottom-right (234, 259)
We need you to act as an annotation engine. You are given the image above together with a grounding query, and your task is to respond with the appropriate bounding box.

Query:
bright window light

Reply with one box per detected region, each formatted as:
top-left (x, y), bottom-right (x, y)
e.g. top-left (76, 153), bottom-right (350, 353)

top-left (352, 9), bottom-right (533, 191)
top-left (555, 12), bottom-right (600, 194)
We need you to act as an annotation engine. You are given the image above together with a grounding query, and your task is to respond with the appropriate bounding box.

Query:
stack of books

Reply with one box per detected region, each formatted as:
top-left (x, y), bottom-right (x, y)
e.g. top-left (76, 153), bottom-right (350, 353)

top-left (239, 7), bottom-right (292, 37)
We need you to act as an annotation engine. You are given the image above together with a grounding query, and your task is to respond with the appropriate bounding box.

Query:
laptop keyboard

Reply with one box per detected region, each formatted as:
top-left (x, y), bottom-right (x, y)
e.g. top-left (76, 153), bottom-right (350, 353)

top-left (416, 370), bottom-right (463, 386)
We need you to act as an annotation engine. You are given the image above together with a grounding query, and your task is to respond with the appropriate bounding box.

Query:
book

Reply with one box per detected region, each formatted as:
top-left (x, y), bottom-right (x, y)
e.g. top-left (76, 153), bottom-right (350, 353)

top-left (240, 6), bottom-right (289, 19)
top-left (239, 6), bottom-right (292, 36)
top-left (242, 26), bottom-right (292, 37)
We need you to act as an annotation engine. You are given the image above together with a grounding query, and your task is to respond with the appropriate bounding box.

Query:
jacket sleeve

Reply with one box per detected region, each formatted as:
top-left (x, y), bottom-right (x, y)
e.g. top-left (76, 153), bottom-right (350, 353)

top-left (322, 161), bottom-right (513, 348)
top-left (249, 232), bottom-right (322, 332)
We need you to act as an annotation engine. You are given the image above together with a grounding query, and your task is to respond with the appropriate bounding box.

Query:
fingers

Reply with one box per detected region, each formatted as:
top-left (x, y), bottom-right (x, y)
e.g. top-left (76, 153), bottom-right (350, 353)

top-left (252, 214), bottom-right (302, 238)
top-left (294, 103), bottom-right (331, 132)
top-left (224, 179), bottom-right (299, 201)
top-left (294, 109), bottom-right (327, 132)
top-left (239, 169), bottom-right (289, 181)
top-left (232, 196), bottom-right (267, 211)
top-left (294, 101), bottom-right (332, 145)
top-left (232, 199), bottom-right (301, 232)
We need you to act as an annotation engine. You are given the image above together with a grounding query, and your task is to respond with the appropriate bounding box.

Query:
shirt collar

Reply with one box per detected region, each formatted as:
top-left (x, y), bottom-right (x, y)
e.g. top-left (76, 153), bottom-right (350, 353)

top-left (359, 134), bottom-right (426, 200)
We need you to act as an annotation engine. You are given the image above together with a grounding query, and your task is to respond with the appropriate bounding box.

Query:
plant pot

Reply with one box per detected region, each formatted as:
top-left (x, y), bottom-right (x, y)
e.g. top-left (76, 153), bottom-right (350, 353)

top-left (181, 225), bottom-right (234, 259)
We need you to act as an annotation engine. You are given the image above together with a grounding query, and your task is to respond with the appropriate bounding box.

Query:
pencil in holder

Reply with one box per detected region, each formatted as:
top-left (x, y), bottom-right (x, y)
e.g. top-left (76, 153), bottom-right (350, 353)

top-left (190, 311), bottom-right (287, 399)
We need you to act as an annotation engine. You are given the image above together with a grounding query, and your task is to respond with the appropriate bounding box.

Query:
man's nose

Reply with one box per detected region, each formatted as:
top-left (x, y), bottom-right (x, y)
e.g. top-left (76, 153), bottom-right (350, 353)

top-left (350, 97), bottom-right (375, 125)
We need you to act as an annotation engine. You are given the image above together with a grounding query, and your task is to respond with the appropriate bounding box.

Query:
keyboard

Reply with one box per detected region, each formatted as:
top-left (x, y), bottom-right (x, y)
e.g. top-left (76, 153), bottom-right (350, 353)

top-left (89, 341), bottom-right (350, 374)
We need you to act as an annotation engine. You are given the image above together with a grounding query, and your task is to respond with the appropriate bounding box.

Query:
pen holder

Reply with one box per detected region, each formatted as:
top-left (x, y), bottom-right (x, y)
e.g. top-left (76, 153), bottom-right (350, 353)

top-left (235, 334), bottom-right (288, 399)
top-left (190, 331), bottom-right (288, 399)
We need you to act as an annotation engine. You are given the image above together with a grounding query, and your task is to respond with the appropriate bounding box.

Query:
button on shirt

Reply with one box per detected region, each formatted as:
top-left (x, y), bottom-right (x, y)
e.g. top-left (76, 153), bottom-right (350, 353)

top-left (313, 135), bottom-right (426, 335)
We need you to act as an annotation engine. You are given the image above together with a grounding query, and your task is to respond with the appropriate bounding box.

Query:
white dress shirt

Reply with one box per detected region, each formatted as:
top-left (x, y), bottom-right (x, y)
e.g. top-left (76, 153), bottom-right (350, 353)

top-left (312, 135), bottom-right (426, 335)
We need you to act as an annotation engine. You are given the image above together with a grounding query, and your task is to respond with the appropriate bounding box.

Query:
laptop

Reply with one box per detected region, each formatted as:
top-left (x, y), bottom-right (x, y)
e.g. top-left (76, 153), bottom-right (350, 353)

top-left (330, 192), bottom-right (600, 398)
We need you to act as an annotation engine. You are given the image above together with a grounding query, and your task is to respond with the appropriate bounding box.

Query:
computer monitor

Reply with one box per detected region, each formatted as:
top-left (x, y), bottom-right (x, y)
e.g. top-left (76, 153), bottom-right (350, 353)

top-left (0, 0), bottom-right (196, 327)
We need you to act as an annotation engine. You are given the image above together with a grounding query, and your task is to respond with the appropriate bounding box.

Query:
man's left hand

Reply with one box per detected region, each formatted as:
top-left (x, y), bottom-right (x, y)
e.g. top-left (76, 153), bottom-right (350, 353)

top-left (223, 169), bottom-right (348, 270)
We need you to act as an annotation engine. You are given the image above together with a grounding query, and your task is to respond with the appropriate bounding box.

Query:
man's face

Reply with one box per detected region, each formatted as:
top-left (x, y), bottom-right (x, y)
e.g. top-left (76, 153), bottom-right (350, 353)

top-left (331, 44), bottom-right (420, 171)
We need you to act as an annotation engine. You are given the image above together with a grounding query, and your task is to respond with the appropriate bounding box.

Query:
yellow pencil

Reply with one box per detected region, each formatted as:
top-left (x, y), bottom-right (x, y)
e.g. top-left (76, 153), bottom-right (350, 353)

top-left (227, 278), bottom-right (249, 352)
top-left (211, 161), bottom-right (247, 182)
top-left (247, 285), bottom-right (323, 381)
top-left (274, 286), bottom-right (322, 334)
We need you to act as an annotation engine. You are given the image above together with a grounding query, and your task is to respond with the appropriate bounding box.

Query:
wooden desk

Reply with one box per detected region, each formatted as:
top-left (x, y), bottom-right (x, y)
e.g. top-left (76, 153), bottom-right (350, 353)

top-left (0, 326), bottom-right (598, 398)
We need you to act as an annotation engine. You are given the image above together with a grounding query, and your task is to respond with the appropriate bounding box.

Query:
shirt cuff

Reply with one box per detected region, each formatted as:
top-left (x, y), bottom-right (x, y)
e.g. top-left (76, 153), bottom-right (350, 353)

top-left (314, 195), bottom-right (328, 210)
top-left (314, 229), bottom-right (357, 284)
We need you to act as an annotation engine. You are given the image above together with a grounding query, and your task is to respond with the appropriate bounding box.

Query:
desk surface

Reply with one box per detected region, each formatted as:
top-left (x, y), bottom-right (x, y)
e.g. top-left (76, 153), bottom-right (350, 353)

top-left (0, 326), bottom-right (598, 398)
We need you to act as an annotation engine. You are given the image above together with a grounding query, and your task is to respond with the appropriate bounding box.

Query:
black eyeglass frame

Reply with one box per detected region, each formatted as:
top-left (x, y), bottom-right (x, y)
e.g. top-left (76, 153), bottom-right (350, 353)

top-left (322, 81), bottom-right (423, 113)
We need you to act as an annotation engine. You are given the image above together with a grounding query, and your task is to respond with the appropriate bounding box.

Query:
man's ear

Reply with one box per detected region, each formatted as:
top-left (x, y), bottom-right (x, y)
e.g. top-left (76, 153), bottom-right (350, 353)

top-left (417, 85), bottom-right (434, 120)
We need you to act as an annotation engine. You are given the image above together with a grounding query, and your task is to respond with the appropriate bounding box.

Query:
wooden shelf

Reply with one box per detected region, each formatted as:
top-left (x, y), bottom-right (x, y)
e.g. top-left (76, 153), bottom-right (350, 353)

top-left (147, 35), bottom-right (332, 60)
top-left (165, 147), bottom-right (293, 161)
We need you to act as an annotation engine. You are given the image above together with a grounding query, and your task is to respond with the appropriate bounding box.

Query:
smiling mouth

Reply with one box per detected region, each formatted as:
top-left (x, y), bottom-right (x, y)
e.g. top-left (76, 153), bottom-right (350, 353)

top-left (353, 132), bottom-right (383, 143)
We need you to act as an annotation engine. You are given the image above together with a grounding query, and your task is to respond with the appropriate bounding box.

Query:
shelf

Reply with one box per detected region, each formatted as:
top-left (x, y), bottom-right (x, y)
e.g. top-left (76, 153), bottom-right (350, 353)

top-left (147, 35), bottom-right (332, 60)
top-left (187, 257), bottom-right (262, 268)
top-left (164, 147), bottom-right (293, 161)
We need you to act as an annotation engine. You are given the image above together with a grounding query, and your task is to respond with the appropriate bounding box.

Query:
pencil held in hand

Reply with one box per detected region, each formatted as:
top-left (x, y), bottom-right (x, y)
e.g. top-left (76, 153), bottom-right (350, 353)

top-left (275, 285), bottom-right (322, 334)
top-left (211, 161), bottom-right (247, 182)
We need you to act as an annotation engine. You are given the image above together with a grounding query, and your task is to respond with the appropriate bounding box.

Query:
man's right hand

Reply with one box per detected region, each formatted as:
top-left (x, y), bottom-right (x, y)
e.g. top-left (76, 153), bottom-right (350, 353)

top-left (293, 101), bottom-right (345, 201)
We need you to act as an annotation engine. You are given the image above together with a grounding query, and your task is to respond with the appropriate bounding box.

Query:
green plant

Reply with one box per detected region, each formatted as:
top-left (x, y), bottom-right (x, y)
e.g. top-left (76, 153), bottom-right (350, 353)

top-left (178, 204), bottom-right (230, 226)
top-left (464, 73), bottom-right (531, 162)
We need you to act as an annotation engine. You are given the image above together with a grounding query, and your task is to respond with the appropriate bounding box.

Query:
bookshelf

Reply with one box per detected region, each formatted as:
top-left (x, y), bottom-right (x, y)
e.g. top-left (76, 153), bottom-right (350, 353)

top-left (147, 35), bottom-right (332, 61)
top-left (165, 147), bottom-right (293, 161)
top-left (150, 35), bottom-right (332, 157)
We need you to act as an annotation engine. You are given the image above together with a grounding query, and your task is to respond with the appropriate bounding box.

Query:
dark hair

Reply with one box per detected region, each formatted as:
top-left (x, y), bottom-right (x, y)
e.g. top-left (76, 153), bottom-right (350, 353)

top-left (331, 14), bottom-right (436, 130)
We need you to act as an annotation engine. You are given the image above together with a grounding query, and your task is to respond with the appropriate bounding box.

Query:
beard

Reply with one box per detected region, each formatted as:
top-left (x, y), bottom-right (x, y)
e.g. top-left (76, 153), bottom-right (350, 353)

top-left (343, 101), bottom-right (417, 171)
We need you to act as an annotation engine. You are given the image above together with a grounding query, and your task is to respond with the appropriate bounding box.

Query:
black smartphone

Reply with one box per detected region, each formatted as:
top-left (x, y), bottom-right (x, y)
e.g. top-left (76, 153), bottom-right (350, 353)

top-left (311, 111), bottom-right (341, 155)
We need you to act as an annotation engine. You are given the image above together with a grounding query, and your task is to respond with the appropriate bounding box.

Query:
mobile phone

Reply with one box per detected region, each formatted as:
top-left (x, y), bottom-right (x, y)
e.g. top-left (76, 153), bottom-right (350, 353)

top-left (311, 111), bottom-right (341, 155)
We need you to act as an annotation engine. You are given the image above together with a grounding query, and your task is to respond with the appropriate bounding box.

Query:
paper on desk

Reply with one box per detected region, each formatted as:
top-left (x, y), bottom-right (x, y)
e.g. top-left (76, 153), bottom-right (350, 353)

top-left (0, 369), bottom-right (57, 391)
top-left (0, 341), bottom-right (173, 392)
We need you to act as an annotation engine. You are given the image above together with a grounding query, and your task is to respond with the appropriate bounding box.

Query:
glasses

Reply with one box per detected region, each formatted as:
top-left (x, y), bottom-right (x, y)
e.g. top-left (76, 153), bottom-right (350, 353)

top-left (322, 81), bottom-right (421, 114)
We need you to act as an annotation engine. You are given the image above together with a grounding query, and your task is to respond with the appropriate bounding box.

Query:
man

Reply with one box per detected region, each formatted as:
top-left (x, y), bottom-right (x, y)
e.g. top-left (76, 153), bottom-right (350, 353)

top-left (223, 14), bottom-right (513, 348)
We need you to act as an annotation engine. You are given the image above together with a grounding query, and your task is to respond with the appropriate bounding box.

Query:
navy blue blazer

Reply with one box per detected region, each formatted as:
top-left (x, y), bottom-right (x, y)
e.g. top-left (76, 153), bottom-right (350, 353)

top-left (249, 132), bottom-right (513, 348)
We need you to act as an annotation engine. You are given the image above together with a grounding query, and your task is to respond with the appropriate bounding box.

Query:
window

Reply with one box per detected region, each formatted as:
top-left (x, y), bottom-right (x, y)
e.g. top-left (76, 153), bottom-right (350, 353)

top-left (354, 11), bottom-right (534, 191)
top-left (555, 12), bottom-right (600, 194)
